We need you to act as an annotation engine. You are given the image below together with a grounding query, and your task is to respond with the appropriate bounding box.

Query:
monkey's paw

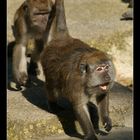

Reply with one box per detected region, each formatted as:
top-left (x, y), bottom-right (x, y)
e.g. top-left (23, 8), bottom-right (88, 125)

top-left (102, 116), bottom-right (112, 132)
top-left (15, 72), bottom-right (28, 86)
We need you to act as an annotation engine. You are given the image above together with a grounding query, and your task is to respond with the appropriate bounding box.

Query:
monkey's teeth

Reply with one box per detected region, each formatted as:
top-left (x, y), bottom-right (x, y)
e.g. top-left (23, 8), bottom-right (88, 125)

top-left (100, 85), bottom-right (107, 90)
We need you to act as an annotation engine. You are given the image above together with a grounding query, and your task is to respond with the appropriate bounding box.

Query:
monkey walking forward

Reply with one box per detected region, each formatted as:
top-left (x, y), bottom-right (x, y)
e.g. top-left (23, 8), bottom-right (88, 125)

top-left (41, 0), bottom-right (116, 140)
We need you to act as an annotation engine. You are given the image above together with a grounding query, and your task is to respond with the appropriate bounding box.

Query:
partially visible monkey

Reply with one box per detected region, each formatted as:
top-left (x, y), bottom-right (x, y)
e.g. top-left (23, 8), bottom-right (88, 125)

top-left (41, 0), bottom-right (116, 140)
top-left (122, 0), bottom-right (133, 20)
top-left (12, 0), bottom-right (56, 86)
top-left (128, 0), bottom-right (133, 8)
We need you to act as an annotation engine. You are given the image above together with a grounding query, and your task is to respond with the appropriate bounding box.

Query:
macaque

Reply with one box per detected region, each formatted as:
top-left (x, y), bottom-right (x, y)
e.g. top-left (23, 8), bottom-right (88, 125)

top-left (12, 0), bottom-right (56, 86)
top-left (41, 0), bottom-right (116, 140)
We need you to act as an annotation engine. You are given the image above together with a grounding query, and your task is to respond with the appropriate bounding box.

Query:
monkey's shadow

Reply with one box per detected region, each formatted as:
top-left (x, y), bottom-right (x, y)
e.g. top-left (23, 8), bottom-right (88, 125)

top-left (21, 80), bottom-right (84, 139)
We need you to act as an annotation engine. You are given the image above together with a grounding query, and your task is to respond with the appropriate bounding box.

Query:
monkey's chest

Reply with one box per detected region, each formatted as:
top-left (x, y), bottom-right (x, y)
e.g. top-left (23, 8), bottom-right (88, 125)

top-left (31, 14), bottom-right (48, 30)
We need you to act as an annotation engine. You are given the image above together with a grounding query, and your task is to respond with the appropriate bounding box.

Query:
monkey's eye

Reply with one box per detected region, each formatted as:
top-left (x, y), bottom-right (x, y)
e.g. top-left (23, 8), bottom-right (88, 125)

top-left (96, 64), bottom-right (110, 72)
top-left (96, 67), bottom-right (103, 72)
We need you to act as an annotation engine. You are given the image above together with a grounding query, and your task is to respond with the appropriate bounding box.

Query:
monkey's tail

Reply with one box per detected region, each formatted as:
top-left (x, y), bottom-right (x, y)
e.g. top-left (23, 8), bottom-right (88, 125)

top-left (54, 0), bottom-right (70, 38)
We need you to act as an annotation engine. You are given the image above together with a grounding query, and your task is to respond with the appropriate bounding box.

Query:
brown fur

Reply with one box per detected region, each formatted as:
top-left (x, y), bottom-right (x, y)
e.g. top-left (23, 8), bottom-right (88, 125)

top-left (41, 0), bottom-right (115, 139)
top-left (41, 36), bottom-right (115, 105)
top-left (41, 36), bottom-right (115, 140)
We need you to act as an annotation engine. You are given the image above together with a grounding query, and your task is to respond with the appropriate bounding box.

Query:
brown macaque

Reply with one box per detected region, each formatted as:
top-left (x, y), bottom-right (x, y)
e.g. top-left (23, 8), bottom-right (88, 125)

top-left (12, 0), bottom-right (56, 86)
top-left (41, 0), bottom-right (116, 140)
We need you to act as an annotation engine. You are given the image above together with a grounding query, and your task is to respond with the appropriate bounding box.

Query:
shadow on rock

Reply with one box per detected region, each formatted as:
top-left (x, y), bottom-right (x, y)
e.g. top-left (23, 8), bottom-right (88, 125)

top-left (21, 79), bottom-right (83, 139)
top-left (56, 110), bottom-right (83, 139)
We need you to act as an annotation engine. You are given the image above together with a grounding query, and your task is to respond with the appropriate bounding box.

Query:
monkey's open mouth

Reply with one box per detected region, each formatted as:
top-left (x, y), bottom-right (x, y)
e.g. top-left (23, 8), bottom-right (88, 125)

top-left (99, 82), bottom-right (109, 91)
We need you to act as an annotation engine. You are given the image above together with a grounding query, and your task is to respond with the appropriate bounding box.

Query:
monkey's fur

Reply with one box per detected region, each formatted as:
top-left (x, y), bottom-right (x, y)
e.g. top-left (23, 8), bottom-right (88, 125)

top-left (12, 0), bottom-right (56, 86)
top-left (41, 0), bottom-right (116, 140)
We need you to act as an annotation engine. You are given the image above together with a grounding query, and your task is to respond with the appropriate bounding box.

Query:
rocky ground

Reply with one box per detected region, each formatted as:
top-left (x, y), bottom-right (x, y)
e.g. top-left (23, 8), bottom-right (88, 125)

top-left (7, 0), bottom-right (133, 140)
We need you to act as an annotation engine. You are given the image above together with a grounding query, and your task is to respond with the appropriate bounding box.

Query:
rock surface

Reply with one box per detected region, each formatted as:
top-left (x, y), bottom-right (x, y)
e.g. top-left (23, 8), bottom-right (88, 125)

top-left (40, 127), bottom-right (133, 140)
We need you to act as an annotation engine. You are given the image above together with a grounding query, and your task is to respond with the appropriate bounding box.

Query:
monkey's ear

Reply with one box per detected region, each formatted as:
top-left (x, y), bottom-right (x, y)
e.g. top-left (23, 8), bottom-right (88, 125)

top-left (80, 63), bottom-right (88, 74)
top-left (23, 1), bottom-right (28, 12)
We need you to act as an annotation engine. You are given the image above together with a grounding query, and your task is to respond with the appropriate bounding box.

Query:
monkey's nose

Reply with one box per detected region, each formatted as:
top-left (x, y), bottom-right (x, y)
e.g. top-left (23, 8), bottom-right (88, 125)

top-left (105, 75), bottom-right (110, 81)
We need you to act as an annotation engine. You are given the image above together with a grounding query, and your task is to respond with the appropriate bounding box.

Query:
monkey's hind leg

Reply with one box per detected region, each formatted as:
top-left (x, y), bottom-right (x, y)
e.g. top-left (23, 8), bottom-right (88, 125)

top-left (45, 87), bottom-right (64, 113)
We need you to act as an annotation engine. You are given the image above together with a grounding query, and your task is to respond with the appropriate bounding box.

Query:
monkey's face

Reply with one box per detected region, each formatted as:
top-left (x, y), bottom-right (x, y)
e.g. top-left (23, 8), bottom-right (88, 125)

top-left (26, 0), bottom-right (54, 31)
top-left (80, 52), bottom-right (115, 93)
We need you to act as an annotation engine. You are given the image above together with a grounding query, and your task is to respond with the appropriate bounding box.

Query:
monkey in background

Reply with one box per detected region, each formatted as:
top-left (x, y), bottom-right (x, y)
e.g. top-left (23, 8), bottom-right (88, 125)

top-left (12, 0), bottom-right (56, 87)
top-left (41, 0), bottom-right (116, 140)
top-left (122, 0), bottom-right (133, 20)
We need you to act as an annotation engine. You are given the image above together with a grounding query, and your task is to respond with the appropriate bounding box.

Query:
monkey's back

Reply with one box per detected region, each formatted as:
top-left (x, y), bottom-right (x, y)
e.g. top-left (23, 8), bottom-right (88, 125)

top-left (41, 37), bottom-right (97, 79)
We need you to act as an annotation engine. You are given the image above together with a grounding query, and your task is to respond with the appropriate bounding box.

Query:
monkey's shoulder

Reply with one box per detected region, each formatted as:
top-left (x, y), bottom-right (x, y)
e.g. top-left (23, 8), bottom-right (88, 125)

top-left (14, 2), bottom-right (27, 22)
top-left (13, 2), bottom-right (28, 38)
top-left (47, 38), bottom-right (97, 55)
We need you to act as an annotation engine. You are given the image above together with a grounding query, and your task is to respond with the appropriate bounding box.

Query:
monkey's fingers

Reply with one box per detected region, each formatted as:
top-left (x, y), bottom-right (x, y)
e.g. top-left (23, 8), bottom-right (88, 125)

top-left (102, 116), bottom-right (112, 132)
top-left (95, 129), bottom-right (108, 136)
top-left (9, 81), bottom-right (25, 91)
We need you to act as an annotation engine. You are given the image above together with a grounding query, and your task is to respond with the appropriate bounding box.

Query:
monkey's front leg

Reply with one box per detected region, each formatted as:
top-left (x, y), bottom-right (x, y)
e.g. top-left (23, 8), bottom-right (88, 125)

top-left (13, 43), bottom-right (28, 86)
top-left (74, 104), bottom-right (98, 140)
top-left (96, 93), bottom-right (112, 132)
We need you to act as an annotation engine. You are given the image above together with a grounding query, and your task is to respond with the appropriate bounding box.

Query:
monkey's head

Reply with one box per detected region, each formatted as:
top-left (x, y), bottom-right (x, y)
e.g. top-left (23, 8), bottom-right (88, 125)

top-left (25, 0), bottom-right (55, 31)
top-left (79, 51), bottom-right (115, 93)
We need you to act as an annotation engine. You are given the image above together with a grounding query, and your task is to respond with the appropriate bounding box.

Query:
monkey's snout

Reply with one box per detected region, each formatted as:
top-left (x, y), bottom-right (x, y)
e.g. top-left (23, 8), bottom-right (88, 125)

top-left (105, 75), bottom-right (110, 81)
